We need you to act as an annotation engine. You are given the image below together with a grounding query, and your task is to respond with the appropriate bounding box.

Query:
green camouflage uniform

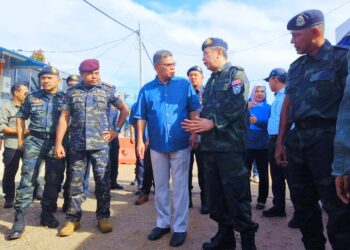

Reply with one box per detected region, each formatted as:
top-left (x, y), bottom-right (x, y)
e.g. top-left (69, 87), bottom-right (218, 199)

top-left (285, 40), bottom-right (350, 250)
top-left (200, 62), bottom-right (258, 234)
top-left (63, 82), bottom-right (121, 221)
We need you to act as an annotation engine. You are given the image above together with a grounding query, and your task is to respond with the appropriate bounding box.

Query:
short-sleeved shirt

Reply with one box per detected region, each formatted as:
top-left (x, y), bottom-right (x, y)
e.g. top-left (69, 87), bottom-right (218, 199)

top-left (268, 88), bottom-right (285, 135)
top-left (135, 76), bottom-right (201, 153)
top-left (0, 100), bottom-right (28, 149)
top-left (16, 90), bottom-right (65, 134)
top-left (63, 82), bottom-right (122, 151)
top-left (285, 40), bottom-right (348, 123)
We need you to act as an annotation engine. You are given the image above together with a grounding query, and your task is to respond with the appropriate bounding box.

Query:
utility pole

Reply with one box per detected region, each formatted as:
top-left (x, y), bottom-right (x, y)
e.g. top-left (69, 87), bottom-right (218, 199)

top-left (138, 23), bottom-right (143, 87)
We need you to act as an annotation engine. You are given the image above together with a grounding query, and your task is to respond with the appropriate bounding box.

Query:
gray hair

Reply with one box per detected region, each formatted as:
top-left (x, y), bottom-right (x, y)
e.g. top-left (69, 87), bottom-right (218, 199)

top-left (210, 46), bottom-right (228, 59)
top-left (153, 50), bottom-right (173, 65)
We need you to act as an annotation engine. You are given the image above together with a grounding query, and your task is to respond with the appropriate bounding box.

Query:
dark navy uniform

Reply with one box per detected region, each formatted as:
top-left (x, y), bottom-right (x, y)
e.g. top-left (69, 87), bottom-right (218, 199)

top-left (284, 10), bottom-right (350, 249)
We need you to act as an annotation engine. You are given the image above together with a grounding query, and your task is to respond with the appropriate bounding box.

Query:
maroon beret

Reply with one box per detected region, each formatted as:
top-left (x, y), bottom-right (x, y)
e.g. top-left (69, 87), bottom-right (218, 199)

top-left (79, 59), bottom-right (100, 72)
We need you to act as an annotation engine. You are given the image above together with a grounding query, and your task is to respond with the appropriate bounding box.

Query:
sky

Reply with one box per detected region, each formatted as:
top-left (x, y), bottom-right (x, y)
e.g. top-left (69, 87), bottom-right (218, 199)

top-left (1, 0), bottom-right (349, 103)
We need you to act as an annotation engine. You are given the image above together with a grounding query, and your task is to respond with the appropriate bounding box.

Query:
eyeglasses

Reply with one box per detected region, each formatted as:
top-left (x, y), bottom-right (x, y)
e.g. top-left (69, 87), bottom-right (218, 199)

top-left (159, 62), bottom-right (176, 68)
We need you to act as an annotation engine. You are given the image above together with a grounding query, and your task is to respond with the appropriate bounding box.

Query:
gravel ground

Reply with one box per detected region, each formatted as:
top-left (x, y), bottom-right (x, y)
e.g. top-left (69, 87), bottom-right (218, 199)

top-left (0, 149), bottom-right (331, 250)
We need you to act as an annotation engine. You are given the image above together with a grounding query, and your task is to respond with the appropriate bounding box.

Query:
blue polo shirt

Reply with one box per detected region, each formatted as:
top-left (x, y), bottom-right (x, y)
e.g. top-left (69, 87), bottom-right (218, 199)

top-left (135, 76), bottom-right (201, 153)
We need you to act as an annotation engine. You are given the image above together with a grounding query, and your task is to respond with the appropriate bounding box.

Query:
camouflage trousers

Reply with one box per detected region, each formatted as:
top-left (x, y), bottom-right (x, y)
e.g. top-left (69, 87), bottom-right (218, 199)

top-left (14, 135), bottom-right (65, 212)
top-left (204, 150), bottom-right (258, 233)
top-left (286, 127), bottom-right (350, 250)
top-left (66, 148), bottom-right (111, 221)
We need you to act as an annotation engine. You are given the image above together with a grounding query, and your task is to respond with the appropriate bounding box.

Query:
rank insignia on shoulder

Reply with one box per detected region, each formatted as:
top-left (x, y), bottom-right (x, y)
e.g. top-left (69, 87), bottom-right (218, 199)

top-left (31, 98), bottom-right (43, 104)
top-left (231, 79), bottom-right (242, 95)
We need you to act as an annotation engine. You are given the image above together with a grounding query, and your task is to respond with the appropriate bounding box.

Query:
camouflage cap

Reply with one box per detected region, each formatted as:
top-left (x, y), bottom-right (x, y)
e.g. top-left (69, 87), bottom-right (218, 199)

top-left (201, 37), bottom-right (228, 51)
top-left (187, 65), bottom-right (203, 76)
top-left (38, 66), bottom-right (59, 78)
top-left (287, 9), bottom-right (324, 31)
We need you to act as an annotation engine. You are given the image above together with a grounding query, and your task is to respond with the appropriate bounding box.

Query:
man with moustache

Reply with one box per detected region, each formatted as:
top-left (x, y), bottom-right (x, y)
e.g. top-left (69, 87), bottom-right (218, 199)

top-left (135, 50), bottom-right (200, 247)
top-left (275, 10), bottom-right (350, 249)
top-left (8, 66), bottom-right (66, 240)
top-left (55, 59), bottom-right (128, 237)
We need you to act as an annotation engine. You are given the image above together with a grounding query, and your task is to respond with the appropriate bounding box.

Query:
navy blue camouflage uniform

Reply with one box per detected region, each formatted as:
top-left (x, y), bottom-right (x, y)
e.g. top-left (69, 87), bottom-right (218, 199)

top-left (285, 40), bottom-right (350, 250)
top-left (15, 90), bottom-right (66, 213)
top-left (63, 82), bottom-right (122, 221)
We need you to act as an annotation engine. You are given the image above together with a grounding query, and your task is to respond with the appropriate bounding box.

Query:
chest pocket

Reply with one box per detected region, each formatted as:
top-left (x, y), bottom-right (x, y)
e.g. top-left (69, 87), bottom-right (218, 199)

top-left (214, 81), bottom-right (231, 102)
top-left (309, 67), bottom-right (336, 97)
top-left (95, 95), bottom-right (107, 109)
top-left (72, 95), bottom-right (85, 110)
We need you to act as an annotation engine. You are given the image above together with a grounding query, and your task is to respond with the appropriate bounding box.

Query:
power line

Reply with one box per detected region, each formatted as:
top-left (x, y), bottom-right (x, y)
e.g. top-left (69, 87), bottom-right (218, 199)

top-left (82, 0), bottom-right (137, 33)
top-left (141, 41), bottom-right (153, 65)
top-left (17, 32), bottom-right (135, 54)
top-left (94, 32), bottom-right (134, 58)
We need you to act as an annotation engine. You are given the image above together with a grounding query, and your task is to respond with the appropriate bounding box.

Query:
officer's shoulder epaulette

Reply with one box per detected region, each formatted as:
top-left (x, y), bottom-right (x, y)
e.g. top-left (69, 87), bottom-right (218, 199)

top-left (28, 89), bottom-right (42, 97)
top-left (101, 82), bottom-right (113, 89)
top-left (333, 44), bottom-right (350, 51)
top-left (230, 65), bottom-right (245, 72)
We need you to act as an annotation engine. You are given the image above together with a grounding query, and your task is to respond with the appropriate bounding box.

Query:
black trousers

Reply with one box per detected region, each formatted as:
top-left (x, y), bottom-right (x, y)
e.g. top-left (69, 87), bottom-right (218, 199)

top-left (204, 151), bottom-right (258, 233)
top-left (141, 147), bottom-right (154, 194)
top-left (2, 148), bottom-right (22, 202)
top-left (188, 148), bottom-right (206, 204)
top-left (268, 139), bottom-right (289, 211)
top-left (110, 137), bottom-right (120, 185)
top-left (286, 127), bottom-right (350, 250)
top-left (246, 148), bottom-right (269, 204)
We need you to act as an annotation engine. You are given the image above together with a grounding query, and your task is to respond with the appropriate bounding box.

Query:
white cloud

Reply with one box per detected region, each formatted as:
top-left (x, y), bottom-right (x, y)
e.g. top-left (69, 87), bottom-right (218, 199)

top-left (0, 0), bottom-right (349, 103)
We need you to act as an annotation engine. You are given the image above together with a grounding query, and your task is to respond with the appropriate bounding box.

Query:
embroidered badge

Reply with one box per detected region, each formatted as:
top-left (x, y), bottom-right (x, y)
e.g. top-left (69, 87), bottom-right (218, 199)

top-left (31, 98), bottom-right (43, 104)
top-left (231, 79), bottom-right (242, 95)
top-left (296, 15), bottom-right (305, 26)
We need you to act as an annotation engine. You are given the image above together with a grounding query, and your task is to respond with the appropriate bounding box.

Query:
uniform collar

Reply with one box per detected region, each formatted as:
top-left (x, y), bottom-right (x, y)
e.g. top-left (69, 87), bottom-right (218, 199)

top-left (211, 62), bottom-right (232, 77)
top-left (311, 39), bottom-right (332, 61)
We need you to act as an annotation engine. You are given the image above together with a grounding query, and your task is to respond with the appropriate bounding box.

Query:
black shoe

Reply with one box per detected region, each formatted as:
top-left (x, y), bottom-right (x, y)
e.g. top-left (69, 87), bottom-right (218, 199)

top-left (62, 200), bottom-right (69, 213)
top-left (202, 226), bottom-right (236, 250)
top-left (241, 232), bottom-right (257, 250)
top-left (111, 183), bottom-right (124, 190)
top-left (262, 207), bottom-right (286, 217)
top-left (170, 232), bottom-right (187, 247)
top-left (4, 200), bottom-right (14, 208)
top-left (40, 212), bottom-right (59, 228)
top-left (8, 210), bottom-right (25, 240)
top-left (255, 202), bottom-right (265, 210)
top-left (148, 227), bottom-right (171, 241)
top-left (200, 204), bottom-right (209, 215)
top-left (288, 216), bottom-right (299, 229)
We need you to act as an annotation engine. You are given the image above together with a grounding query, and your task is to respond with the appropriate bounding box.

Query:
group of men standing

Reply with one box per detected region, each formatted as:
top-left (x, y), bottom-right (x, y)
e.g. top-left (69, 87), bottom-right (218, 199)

top-left (1, 7), bottom-right (350, 250)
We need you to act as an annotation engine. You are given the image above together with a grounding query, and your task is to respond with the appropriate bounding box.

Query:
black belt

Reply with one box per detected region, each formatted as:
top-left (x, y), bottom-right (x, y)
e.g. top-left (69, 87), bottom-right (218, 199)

top-left (295, 119), bottom-right (336, 130)
top-left (269, 135), bottom-right (278, 142)
top-left (30, 130), bottom-right (56, 140)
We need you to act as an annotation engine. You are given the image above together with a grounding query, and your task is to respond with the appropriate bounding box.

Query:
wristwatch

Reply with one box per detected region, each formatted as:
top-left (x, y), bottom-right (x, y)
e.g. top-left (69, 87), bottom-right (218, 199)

top-left (115, 126), bottom-right (122, 133)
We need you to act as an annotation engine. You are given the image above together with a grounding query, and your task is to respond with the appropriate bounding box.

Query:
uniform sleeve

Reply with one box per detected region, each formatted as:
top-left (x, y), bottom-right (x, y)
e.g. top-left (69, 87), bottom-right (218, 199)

top-left (332, 51), bottom-right (350, 176)
top-left (108, 91), bottom-right (122, 108)
top-left (134, 87), bottom-right (147, 120)
top-left (0, 104), bottom-right (9, 132)
top-left (212, 69), bottom-right (247, 132)
top-left (16, 96), bottom-right (31, 120)
top-left (62, 90), bottom-right (72, 112)
top-left (187, 81), bottom-right (201, 113)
